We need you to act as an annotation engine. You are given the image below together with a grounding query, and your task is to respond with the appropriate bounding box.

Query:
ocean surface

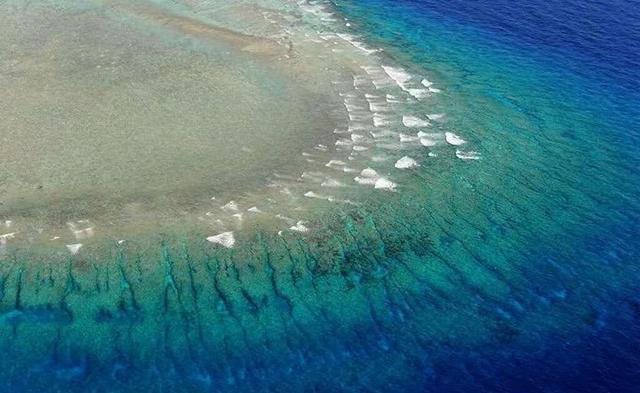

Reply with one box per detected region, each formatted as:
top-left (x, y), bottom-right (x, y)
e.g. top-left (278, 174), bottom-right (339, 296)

top-left (1, 0), bottom-right (639, 392)
top-left (328, 1), bottom-right (640, 391)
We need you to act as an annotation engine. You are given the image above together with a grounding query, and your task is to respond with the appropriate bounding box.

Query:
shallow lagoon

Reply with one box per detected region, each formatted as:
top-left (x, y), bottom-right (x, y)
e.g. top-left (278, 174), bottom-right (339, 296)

top-left (1, 1), bottom-right (639, 392)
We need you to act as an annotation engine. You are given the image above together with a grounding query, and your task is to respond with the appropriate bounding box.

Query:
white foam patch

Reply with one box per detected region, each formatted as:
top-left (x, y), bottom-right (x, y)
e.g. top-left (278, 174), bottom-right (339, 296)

top-left (429, 87), bottom-right (442, 93)
top-left (348, 123), bottom-right (369, 133)
top-left (406, 88), bottom-right (431, 99)
top-left (290, 221), bottom-right (310, 233)
top-left (354, 176), bottom-right (378, 186)
top-left (344, 102), bottom-right (365, 112)
top-left (336, 139), bottom-right (353, 147)
top-left (376, 142), bottom-right (404, 150)
top-left (326, 160), bottom-right (347, 168)
top-left (73, 227), bottom-right (94, 240)
top-left (206, 232), bottom-right (235, 248)
top-left (417, 131), bottom-right (435, 137)
top-left (351, 133), bottom-right (366, 143)
top-left (248, 206), bottom-right (262, 213)
top-left (418, 131), bottom-right (443, 147)
top-left (445, 132), bottom-right (467, 146)
top-left (370, 155), bottom-right (387, 163)
top-left (399, 133), bottom-right (420, 143)
top-left (374, 178), bottom-right (397, 191)
top-left (420, 138), bottom-right (438, 147)
top-left (369, 102), bottom-right (389, 112)
top-left (0, 232), bottom-right (17, 247)
top-left (302, 171), bottom-right (325, 183)
top-left (456, 150), bottom-right (481, 160)
top-left (304, 191), bottom-right (327, 200)
top-left (336, 33), bottom-right (380, 55)
top-left (303, 191), bottom-right (352, 204)
top-left (403, 115), bottom-right (431, 128)
top-left (395, 156), bottom-right (420, 169)
top-left (321, 178), bottom-right (345, 188)
top-left (0, 232), bottom-right (17, 240)
top-left (4, 220), bottom-right (12, 228)
top-left (421, 79), bottom-right (433, 87)
top-left (382, 66), bottom-right (412, 85)
top-left (66, 243), bottom-right (83, 255)
top-left (353, 168), bottom-right (397, 191)
top-left (386, 94), bottom-right (402, 103)
top-left (373, 113), bottom-right (392, 127)
top-left (370, 103), bottom-right (389, 112)
top-left (427, 113), bottom-right (445, 121)
top-left (381, 66), bottom-right (430, 99)
top-left (361, 66), bottom-right (396, 89)
top-left (370, 129), bottom-right (397, 139)
top-left (353, 145), bottom-right (369, 152)
top-left (360, 168), bottom-right (378, 178)
top-left (221, 201), bottom-right (239, 212)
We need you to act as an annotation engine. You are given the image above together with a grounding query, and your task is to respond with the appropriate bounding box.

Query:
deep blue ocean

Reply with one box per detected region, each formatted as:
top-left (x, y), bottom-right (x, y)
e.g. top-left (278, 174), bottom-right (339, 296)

top-left (331, 0), bottom-right (640, 391)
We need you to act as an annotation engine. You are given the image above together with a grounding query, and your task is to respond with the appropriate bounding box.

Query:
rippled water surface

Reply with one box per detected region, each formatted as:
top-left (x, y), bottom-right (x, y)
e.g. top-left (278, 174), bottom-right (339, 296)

top-left (1, 0), bottom-right (639, 392)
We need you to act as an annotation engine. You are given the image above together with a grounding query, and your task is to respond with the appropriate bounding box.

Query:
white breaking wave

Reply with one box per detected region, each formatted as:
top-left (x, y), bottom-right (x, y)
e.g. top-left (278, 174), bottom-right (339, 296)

top-left (290, 221), bottom-right (310, 233)
top-left (456, 150), bottom-right (481, 160)
top-left (337, 33), bottom-right (380, 55)
top-left (445, 132), bottom-right (467, 146)
top-left (207, 231), bottom-right (236, 248)
top-left (66, 243), bottom-right (83, 255)
top-left (221, 200), bottom-right (240, 212)
top-left (353, 168), bottom-right (396, 191)
top-left (402, 115), bottom-right (431, 128)
top-left (374, 178), bottom-right (397, 191)
top-left (399, 133), bottom-right (420, 143)
top-left (382, 66), bottom-right (430, 99)
top-left (395, 156), bottom-right (420, 169)
top-left (373, 113), bottom-right (392, 127)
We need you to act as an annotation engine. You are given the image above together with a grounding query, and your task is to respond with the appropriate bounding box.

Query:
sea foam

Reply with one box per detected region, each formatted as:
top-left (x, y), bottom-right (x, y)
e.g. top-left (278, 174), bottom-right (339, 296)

top-left (206, 232), bottom-right (235, 248)
top-left (445, 132), bottom-right (467, 145)
top-left (403, 115), bottom-right (431, 128)
top-left (395, 156), bottom-right (420, 169)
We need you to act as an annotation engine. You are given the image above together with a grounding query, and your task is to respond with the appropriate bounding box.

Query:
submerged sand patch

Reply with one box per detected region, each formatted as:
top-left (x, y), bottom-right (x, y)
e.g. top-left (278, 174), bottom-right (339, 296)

top-left (0, 0), bottom-right (336, 237)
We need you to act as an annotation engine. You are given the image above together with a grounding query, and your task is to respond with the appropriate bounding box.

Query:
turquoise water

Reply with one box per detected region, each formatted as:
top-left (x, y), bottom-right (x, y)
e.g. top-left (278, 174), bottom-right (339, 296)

top-left (1, 0), bottom-right (640, 391)
top-left (329, 1), bottom-right (640, 389)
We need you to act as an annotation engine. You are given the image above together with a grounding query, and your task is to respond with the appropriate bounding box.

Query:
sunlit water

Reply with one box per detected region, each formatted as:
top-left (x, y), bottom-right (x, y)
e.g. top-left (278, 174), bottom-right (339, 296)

top-left (1, 0), bottom-right (639, 392)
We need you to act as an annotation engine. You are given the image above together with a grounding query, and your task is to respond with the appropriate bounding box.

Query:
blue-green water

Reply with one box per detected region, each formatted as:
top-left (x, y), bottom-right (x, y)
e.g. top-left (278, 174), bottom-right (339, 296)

top-left (1, 0), bottom-right (640, 392)
top-left (328, 0), bottom-right (640, 390)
